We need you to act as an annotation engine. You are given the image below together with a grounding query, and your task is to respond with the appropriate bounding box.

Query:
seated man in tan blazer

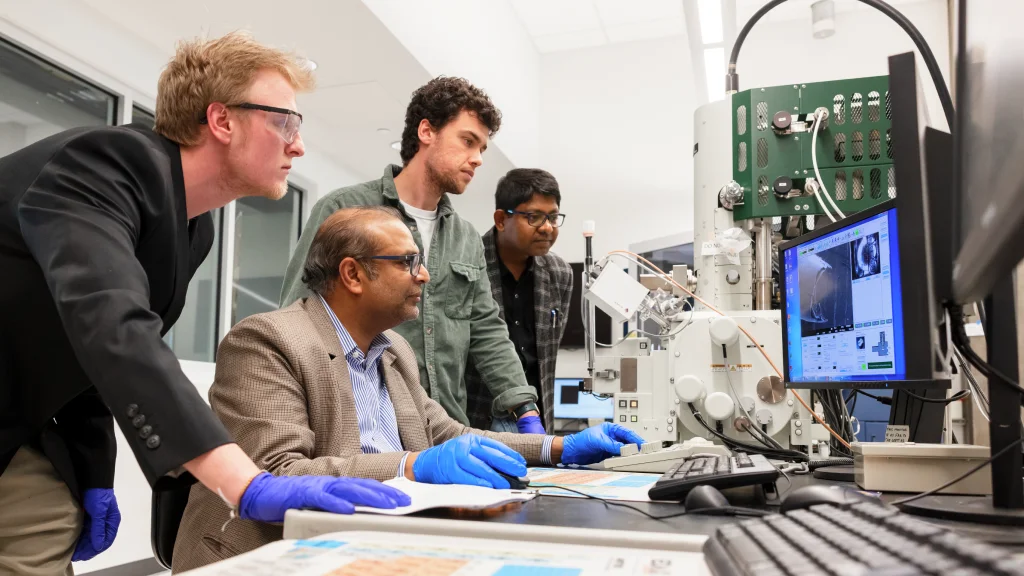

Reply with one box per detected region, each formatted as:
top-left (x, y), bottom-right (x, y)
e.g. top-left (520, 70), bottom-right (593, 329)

top-left (173, 206), bottom-right (643, 572)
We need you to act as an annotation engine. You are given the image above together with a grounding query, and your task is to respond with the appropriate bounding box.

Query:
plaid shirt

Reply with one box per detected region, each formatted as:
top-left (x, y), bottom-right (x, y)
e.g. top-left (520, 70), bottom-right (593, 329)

top-left (465, 227), bottom-right (574, 432)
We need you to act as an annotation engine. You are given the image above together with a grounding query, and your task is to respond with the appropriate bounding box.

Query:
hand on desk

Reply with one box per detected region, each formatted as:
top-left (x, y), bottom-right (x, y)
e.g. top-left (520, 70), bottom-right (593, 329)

top-left (410, 434), bottom-right (528, 489)
top-left (238, 472), bottom-right (411, 522)
top-left (560, 423), bottom-right (646, 466)
top-left (72, 488), bottom-right (120, 561)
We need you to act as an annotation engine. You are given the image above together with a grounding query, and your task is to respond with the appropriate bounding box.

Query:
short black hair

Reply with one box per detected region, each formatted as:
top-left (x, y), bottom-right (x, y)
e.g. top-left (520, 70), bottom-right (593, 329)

top-left (400, 76), bottom-right (502, 165)
top-left (301, 206), bottom-right (403, 294)
top-left (495, 168), bottom-right (561, 211)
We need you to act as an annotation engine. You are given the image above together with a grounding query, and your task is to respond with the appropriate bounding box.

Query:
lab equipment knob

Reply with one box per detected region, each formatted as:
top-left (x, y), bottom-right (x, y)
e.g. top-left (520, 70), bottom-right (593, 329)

top-left (709, 316), bottom-right (740, 346)
top-left (582, 220), bottom-right (596, 237)
top-left (674, 375), bottom-right (706, 403)
top-left (705, 392), bottom-right (735, 421)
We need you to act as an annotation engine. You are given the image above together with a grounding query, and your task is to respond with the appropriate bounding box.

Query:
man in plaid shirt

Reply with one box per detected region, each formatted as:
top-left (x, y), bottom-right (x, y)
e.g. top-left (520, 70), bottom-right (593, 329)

top-left (466, 169), bottom-right (573, 433)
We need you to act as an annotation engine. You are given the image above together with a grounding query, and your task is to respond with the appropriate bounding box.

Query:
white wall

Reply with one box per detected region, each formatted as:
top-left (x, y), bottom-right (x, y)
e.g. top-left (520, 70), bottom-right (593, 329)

top-left (362, 0), bottom-right (541, 168)
top-left (540, 34), bottom-right (698, 264)
top-left (736, 0), bottom-right (951, 132)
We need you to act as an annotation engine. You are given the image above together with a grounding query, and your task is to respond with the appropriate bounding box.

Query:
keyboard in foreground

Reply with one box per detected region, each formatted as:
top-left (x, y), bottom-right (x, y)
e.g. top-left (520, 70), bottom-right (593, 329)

top-left (705, 500), bottom-right (1024, 575)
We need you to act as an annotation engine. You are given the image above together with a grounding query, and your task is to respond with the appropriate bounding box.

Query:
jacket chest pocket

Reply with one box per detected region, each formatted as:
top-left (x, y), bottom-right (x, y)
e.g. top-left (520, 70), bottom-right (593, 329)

top-left (444, 261), bottom-right (481, 319)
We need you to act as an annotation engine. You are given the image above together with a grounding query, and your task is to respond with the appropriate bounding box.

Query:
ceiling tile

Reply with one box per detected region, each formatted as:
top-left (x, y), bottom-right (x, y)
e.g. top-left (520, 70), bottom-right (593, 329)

top-left (595, 0), bottom-right (683, 26)
top-left (509, 0), bottom-right (603, 37)
top-left (604, 18), bottom-right (685, 43)
top-left (532, 29), bottom-right (608, 53)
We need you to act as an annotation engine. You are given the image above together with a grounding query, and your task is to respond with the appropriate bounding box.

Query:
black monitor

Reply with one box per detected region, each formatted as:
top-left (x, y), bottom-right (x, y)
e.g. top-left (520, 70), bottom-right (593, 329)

top-left (897, 0), bottom-right (1024, 525)
top-left (951, 1), bottom-right (1024, 304)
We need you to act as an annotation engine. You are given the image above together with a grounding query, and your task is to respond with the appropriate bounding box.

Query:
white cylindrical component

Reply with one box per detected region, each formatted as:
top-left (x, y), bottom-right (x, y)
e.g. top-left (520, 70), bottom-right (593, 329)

top-left (582, 220), bottom-right (596, 237)
top-left (674, 375), bottom-right (706, 403)
top-left (811, 0), bottom-right (836, 39)
top-left (709, 316), bottom-right (740, 346)
top-left (705, 392), bottom-right (735, 421)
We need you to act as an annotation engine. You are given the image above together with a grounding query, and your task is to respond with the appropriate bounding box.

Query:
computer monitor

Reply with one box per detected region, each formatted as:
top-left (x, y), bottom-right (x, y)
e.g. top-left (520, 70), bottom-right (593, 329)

top-left (780, 202), bottom-right (908, 386)
top-left (952, 1), bottom-right (1024, 304)
top-left (552, 378), bottom-right (614, 420)
top-left (895, 0), bottom-right (1024, 524)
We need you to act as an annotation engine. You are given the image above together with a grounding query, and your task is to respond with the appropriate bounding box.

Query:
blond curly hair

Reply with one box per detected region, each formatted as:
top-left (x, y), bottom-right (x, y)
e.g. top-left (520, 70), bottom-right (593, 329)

top-left (155, 31), bottom-right (315, 146)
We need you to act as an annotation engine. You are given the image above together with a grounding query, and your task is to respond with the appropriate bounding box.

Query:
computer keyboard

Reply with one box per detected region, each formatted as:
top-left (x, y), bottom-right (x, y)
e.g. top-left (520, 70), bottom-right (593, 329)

top-left (704, 501), bottom-right (1024, 575)
top-left (590, 438), bottom-right (732, 473)
top-left (647, 453), bottom-right (779, 501)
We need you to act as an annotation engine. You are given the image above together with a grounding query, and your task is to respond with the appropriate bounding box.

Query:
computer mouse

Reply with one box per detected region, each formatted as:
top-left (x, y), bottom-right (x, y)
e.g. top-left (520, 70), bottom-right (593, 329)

top-left (684, 485), bottom-right (731, 512)
top-left (780, 485), bottom-right (883, 513)
top-left (496, 470), bottom-right (530, 490)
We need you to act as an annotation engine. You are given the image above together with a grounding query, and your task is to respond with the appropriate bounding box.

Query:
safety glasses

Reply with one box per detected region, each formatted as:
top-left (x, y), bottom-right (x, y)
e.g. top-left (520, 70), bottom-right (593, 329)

top-left (199, 102), bottom-right (303, 144)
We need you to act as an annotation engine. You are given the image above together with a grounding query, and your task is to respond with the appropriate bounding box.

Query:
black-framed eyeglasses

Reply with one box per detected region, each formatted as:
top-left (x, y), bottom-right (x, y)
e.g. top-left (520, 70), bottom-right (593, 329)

top-left (199, 102), bottom-right (304, 144)
top-left (506, 210), bottom-right (566, 228)
top-left (366, 253), bottom-right (423, 277)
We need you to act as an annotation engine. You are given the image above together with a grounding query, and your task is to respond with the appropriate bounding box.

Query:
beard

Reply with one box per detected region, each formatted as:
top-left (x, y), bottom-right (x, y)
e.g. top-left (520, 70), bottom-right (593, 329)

top-left (425, 155), bottom-right (465, 195)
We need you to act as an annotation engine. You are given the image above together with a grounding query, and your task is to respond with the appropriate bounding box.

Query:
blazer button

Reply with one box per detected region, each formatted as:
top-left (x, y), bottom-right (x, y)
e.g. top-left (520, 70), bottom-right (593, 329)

top-left (126, 404), bottom-right (139, 418)
top-left (139, 425), bottom-right (153, 439)
top-left (132, 414), bottom-right (146, 428)
top-left (146, 435), bottom-right (161, 449)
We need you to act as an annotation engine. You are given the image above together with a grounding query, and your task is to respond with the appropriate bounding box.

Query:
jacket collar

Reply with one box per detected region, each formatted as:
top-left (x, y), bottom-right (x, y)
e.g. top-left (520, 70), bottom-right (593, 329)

top-left (381, 164), bottom-right (455, 218)
top-left (301, 296), bottom-right (399, 367)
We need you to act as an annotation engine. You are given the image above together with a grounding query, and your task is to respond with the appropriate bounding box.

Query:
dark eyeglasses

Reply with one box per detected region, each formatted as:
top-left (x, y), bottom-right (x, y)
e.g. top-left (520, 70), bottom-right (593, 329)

top-left (506, 210), bottom-right (566, 228)
top-left (199, 102), bottom-right (303, 144)
top-left (366, 254), bottom-right (423, 277)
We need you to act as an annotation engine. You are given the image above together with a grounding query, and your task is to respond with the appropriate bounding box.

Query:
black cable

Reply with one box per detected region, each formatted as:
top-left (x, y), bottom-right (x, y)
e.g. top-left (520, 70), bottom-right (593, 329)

top-left (948, 304), bottom-right (1024, 404)
top-left (727, 0), bottom-right (954, 129)
top-left (689, 404), bottom-right (809, 462)
top-left (901, 389), bottom-right (970, 404)
top-left (541, 486), bottom-right (771, 520)
top-left (854, 389), bottom-right (893, 405)
top-left (807, 457), bottom-right (854, 471)
top-left (890, 435), bottom-right (1024, 506)
top-left (856, 388), bottom-right (969, 405)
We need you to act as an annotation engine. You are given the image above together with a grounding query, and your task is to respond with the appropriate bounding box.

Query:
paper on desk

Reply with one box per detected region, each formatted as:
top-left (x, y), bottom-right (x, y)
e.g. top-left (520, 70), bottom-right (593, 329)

top-left (353, 477), bottom-right (535, 515)
top-left (527, 467), bottom-right (662, 502)
top-left (181, 531), bottom-right (711, 575)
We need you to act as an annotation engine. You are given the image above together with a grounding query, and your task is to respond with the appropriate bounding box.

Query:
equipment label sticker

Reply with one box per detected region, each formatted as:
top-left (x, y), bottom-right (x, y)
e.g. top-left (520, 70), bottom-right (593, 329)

top-left (884, 424), bottom-right (910, 443)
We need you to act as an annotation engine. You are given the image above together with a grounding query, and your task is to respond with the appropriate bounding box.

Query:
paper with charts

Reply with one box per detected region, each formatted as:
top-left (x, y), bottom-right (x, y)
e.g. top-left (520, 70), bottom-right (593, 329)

top-left (527, 467), bottom-right (661, 502)
top-left (184, 531), bottom-right (710, 576)
top-left (353, 477), bottom-right (535, 516)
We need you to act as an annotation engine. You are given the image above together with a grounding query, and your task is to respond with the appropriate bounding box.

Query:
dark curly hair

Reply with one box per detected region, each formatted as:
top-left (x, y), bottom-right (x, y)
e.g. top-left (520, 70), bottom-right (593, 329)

top-left (400, 76), bottom-right (502, 165)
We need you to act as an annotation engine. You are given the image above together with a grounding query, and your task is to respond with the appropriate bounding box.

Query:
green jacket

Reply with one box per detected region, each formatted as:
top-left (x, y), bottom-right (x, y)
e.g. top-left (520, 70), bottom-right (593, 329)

top-left (280, 165), bottom-right (537, 425)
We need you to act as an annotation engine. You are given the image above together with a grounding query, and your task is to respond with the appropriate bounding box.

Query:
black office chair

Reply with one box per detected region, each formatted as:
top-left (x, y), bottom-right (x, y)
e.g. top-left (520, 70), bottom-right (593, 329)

top-left (151, 472), bottom-right (197, 569)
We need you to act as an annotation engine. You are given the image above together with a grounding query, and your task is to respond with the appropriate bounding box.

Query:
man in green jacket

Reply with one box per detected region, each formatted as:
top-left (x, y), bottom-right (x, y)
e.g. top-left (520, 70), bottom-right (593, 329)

top-left (280, 77), bottom-right (544, 434)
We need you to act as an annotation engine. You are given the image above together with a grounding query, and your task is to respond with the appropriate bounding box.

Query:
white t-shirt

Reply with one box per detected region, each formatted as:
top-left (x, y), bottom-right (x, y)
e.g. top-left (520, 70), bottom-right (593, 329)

top-left (400, 200), bottom-right (439, 266)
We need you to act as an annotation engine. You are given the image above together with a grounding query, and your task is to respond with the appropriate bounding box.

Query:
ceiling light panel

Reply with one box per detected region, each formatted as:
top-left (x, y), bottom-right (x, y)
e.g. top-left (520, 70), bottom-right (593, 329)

top-left (698, 0), bottom-right (724, 44)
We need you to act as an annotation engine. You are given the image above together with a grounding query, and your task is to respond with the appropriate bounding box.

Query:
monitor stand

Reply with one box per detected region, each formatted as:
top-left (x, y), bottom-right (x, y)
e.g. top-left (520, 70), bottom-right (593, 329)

top-left (900, 276), bottom-right (1024, 526)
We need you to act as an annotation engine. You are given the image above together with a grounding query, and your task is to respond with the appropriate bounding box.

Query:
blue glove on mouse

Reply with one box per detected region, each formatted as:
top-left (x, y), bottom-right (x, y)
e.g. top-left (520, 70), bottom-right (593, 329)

top-left (72, 488), bottom-right (120, 562)
top-left (413, 434), bottom-right (527, 489)
top-left (516, 414), bottom-right (545, 434)
top-left (560, 423), bottom-right (646, 466)
top-left (239, 473), bottom-right (411, 523)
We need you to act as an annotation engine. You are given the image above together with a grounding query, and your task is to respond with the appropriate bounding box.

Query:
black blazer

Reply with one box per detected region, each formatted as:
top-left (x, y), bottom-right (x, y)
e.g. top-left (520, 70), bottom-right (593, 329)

top-left (0, 124), bottom-right (232, 498)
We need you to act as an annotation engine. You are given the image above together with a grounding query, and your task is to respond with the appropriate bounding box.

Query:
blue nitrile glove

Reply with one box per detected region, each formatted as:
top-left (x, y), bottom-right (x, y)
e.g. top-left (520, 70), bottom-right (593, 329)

top-left (516, 414), bottom-right (546, 434)
top-left (238, 472), bottom-right (411, 523)
top-left (560, 423), bottom-right (647, 466)
top-left (72, 488), bottom-right (120, 562)
top-left (413, 434), bottom-right (527, 489)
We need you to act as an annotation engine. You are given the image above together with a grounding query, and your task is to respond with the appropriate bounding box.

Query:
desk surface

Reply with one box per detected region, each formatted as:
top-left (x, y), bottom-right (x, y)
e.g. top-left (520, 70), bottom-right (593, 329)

top-left (287, 472), bottom-right (1024, 549)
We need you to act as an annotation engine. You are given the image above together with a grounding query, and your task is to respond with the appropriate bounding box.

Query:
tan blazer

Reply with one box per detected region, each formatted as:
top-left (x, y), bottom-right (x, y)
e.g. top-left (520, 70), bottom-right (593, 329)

top-left (171, 298), bottom-right (547, 573)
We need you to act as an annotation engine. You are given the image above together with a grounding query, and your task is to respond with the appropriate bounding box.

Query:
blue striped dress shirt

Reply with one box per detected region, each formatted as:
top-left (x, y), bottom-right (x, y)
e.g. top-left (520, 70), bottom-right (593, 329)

top-left (318, 295), bottom-right (404, 455)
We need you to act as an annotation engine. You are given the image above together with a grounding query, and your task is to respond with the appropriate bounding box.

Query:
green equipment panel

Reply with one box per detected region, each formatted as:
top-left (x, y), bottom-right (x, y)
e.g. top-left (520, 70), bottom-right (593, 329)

top-left (732, 76), bottom-right (895, 221)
